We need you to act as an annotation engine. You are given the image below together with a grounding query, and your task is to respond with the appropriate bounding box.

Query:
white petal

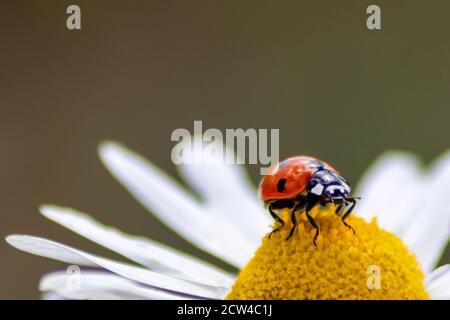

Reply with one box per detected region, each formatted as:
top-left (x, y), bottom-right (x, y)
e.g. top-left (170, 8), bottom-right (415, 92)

top-left (40, 270), bottom-right (192, 300)
top-left (42, 292), bottom-right (68, 300)
top-left (6, 235), bottom-right (227, 299)
top-left (177, 138), bottom-right (270, 246)
top-left (426, 264), bottom-right (450, 285)
top-left (355, 152), bottom-right (423, 236)
top-left (43, 290), bottom-right (126, 300)
top-left (5, 235), bottom-right (97, 267)
top-left (426, 265), bottom-right (450, 299)
top-left (98, 141), bottom-right (254, 268)
top-left (402, 152), bottom-right (450, 273)
top-left (40, 204), bottom-right (234, 288)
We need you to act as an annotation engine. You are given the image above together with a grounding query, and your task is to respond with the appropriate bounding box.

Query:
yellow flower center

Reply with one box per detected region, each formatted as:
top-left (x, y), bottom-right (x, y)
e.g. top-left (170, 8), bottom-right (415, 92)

top-left (226, 206), bottom-right (429, 300)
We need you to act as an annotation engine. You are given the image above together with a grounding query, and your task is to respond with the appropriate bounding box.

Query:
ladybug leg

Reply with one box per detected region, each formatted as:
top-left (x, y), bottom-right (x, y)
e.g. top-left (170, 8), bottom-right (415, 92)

top-left (305, 197), bottom-right (321, 246)
top-left (335, 203), bottom-right (344, 215)
top-left (341, 197), bottom-right (356, 234)
top-left (268, 204), bottom-right (285, 239)
top-left (286, 200), bottom-right (307, 240)
top-left (306, 210), bottom-right (320, 246)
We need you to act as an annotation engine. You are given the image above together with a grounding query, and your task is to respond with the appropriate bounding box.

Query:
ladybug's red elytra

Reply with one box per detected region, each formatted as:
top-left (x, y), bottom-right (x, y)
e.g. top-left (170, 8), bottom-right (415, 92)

top-left (259, 156), bottom-right (359, 245)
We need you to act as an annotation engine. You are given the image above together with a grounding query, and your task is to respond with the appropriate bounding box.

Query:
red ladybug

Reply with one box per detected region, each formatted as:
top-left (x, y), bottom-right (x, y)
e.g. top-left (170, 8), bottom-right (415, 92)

top-left (259, 156), bottom-right (358, 245)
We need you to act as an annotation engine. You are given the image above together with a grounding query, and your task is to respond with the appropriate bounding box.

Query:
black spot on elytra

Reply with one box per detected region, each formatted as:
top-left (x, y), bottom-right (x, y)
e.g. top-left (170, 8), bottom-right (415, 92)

top-left (277, 178), bottom-right (286, 192)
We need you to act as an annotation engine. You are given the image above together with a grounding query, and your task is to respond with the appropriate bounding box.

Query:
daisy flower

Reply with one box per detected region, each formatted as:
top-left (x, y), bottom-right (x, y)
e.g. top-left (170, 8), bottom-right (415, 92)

top-left (5, 140), bottom-right (450, 299)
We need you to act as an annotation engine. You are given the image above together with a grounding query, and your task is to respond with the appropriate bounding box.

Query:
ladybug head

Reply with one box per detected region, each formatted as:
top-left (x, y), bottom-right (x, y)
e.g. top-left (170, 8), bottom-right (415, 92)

top-left (307, 169), bottom-right (351, 203)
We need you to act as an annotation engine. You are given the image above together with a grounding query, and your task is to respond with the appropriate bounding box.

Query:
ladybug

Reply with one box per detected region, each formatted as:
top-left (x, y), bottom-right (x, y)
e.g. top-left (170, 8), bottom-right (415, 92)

top-left (259, 156), bottom-right (358, 245)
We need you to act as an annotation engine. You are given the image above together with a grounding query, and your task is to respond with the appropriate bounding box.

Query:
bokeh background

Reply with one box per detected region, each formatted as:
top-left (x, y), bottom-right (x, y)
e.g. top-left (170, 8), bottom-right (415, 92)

top-left (1, 0), bottom-right (450, 298)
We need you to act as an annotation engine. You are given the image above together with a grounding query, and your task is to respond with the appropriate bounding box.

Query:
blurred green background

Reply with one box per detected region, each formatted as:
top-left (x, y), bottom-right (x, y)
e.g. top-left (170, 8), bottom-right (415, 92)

top-left (1, 0), bottom-right (450, 298)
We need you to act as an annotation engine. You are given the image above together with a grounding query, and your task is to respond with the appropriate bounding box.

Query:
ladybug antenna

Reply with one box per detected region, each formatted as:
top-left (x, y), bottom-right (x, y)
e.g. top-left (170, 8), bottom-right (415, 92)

top-left (344, 195), bottom-right (361, 201)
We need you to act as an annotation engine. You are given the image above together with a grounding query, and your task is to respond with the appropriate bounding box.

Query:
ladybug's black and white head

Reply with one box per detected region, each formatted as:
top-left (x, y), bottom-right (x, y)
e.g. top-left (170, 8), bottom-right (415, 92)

top-left (307, 169), bottom-right (351, 204)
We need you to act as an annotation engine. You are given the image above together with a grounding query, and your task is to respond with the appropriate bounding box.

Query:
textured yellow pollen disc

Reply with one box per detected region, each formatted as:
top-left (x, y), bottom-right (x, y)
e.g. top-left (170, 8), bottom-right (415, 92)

top-left (226, 207), bottom-right (429, 300)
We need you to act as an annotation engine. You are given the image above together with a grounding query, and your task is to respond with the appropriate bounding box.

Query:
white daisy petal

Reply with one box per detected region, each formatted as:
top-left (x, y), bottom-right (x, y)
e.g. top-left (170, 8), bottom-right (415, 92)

top-left (177, 138), bottom-right (270, 246)
top-left (402, 152), bottom-right (450, 273)
top-left (426, 264), bottom-right (450, 300)
top-left (40, 270), bottom-right (191, 300)
top-left (98, 141), bottom-right (254, 268)
top-left (40, 204), bottom-right (234, 288)
top-left (43, 289), bottom-right (128, 300)
top-left (355, 151), bottom-right (423, 235)
top-left (47, 291), bottom-right (123, 300)
top-left (6, 235), bottom-right (227, 299)
top-left (425, 264), bottom-right (450, 285)
top-left (42, 292), bottom-right (68, 300)
top-left (5, 235), bottom-right (97, 267)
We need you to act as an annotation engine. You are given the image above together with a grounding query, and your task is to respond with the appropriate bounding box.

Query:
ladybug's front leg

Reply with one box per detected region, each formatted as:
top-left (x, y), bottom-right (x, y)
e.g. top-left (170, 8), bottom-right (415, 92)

top-left (268, 204), bottom-right (285, 239)
top-left (305, 195), bottom-right (321, 246)
top-left (341, 197), bottom-right (357, 234)
top-left (286, 197), bottom-right (307, 240)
